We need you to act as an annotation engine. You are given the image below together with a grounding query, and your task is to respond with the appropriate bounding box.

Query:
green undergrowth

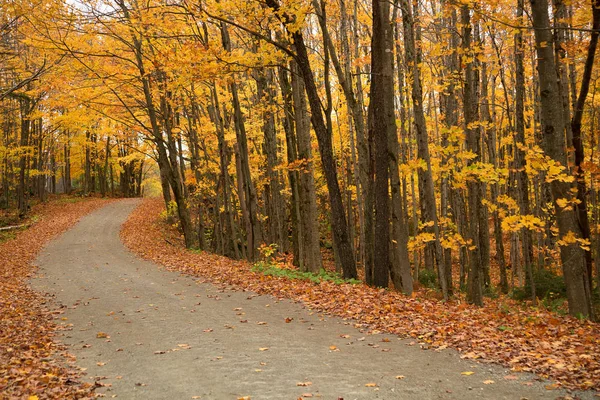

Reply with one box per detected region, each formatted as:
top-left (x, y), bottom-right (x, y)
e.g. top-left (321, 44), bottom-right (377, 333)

top-left (252, 261), bottom-right (361, 285)
top-left (0, 214), bottom-right (37, 243)
top-left (0, 231), bottom-right (17, 243)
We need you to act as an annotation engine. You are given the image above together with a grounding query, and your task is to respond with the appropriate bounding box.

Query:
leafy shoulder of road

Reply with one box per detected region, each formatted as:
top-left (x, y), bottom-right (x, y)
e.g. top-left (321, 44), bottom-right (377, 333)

top-left (122, 198), bottom-right (600, 393)
top-left (0, 197), bottom-right (111, 399)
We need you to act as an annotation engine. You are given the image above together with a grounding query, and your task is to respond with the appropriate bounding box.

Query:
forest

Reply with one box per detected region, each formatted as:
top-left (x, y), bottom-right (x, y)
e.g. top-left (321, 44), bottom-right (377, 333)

top-left (1, 0), bottom-right (599, 320)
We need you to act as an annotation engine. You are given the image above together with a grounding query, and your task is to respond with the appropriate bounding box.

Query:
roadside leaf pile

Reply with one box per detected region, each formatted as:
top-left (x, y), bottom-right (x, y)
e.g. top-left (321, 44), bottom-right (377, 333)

top-left (0, 197), bottom-right (110, 399)
top-left (122, 199), bottom-right (600, 392)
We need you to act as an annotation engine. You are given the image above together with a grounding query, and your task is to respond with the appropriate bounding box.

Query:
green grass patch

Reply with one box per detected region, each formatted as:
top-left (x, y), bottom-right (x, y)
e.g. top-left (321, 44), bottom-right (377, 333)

top-left (57, 196), bottom-right (86, 204)
top-left (252, 262), bottom-right (361, 285)
top-left (0, 231), bottom-right (17, 243)
top-left (418, 269), bottom-right (437, 289)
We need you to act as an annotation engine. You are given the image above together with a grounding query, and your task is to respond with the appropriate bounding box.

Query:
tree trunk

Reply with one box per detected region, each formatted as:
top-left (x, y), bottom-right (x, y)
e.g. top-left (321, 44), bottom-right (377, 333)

top-left (400, 0), bottom-right (446, 298)
top-left (291, 62), bottom-right (323, 273)
top-left (570, 0), bottom-right (600, 297)
top-left (17, 97), bottom-right (31, 218)
top-left (265, 0), bottom-right (357, 278)
top-left (529, 0), bottom-right (594, 318)
top-left (369, 0), bottom-right (392, 288)
top-left (462, 5), bottom-right (483, 306)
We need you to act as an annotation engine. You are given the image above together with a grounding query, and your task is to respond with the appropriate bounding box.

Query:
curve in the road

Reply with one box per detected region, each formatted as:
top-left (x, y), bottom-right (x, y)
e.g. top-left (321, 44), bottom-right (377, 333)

top-left (31, 200), bottom-right (583, 399)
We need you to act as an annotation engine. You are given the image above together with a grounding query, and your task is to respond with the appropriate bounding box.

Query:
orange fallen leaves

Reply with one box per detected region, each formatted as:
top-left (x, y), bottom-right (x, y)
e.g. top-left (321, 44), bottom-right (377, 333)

top-left (0, 196), bottom-right (111, 398)
top-left (122, 199), bottom-right (600, 392)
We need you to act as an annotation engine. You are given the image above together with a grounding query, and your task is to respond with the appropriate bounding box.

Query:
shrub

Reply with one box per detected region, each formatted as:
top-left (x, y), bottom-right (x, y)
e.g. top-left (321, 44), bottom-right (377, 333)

top-left (252, 262), bottom-right (361, 285)
top-left (512, 268), bottom-right (566, 301)
top-left (159, 201), bottom-right (178, 223)
top-left (418, 269), bottom-right (437, 289)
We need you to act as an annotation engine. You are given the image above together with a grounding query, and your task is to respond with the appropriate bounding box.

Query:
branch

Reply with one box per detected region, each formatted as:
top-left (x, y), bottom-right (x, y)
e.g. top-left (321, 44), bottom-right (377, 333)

top-left (0, 59), bottom-right (47, 101)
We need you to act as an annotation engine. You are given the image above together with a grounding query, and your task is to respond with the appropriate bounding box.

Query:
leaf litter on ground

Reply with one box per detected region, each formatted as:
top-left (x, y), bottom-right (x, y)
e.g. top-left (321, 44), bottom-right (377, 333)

top-left (0, 196), bottom-right (112, 398)
top-left (121, 199), bottom-right (600, 392)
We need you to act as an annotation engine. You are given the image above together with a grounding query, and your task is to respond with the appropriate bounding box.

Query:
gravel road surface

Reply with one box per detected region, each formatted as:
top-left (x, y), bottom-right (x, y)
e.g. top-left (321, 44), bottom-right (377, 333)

top-left (30, 200), bottom-right (587, 399)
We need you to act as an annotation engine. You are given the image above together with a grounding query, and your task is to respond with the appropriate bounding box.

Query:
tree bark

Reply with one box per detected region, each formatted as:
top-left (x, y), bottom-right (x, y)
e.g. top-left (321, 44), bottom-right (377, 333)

top-left (529, 0), bottom-right (594, 318)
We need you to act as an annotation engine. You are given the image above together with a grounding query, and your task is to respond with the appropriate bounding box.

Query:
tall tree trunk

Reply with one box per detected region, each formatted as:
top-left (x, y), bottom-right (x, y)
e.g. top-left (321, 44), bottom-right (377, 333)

top-left (116, 0), bottom-right (194, 247)
top-left (278, 65), bottom-right (303, 268)
top-left (256, 68), bottom-right (285, 252)
top-left (514, 0), bottom-right (535, 297)
top-left (291, 62), bottom-right (323, 273)
top-left (220, 23), bottom-right (262, 260)
top-left (529, 0), bottom-right (594, 318)
top-left (265, 0), bottom-right (357, 279)
top-left (369, 0), bottom-right (392, 288)
top-left (17, 97), bottom-right (31, 218)
top-left (571, 0), bottom-right (600, 296)
top-left (63, 136), bottom-right (71, 195)
top-left (400, 0), bottom-right (446, 298)
top-left (210, 84), bottom-right (240, 259)
top-left (462, 5), bottom-right (484, 306)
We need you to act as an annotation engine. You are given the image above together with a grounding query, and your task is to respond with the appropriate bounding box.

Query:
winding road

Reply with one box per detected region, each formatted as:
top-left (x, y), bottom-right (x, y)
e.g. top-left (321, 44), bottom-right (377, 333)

top-left (30, 200), bottom-right (583, 399)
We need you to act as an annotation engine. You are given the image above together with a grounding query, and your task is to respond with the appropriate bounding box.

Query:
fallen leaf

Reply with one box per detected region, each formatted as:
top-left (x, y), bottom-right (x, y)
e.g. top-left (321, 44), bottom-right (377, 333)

top-left (461, 371), bottom-right (475, 376)
top-left (120, 198), bottom-right (600, 393)
top-left (297, 382), bottom-right (312, 386)
top-left (483, 380), bottom-right (495, 384)
top-left (96, 332), bottom-right (108, 338)
top-left (395, 375), bottom-right (405, 380)
top-left (365, 383), bottom-right (377, 387)
top-left (259, 347), bottom-right (269, 351)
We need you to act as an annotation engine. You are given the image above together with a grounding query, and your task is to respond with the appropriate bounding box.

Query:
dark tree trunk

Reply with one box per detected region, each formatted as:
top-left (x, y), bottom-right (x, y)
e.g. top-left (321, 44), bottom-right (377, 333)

top-left (17, 97), bottom-right (31, 218)
top-left (462, 5), bottom-right (483, 306)
top-left (529, 0), bottom-right (594, 318)
top-left (265, 0), bottom-right (357, 279)
top-left (570, 0), bottom-right (600, 296)
top-left (369, 0), bottom-right (392, 288)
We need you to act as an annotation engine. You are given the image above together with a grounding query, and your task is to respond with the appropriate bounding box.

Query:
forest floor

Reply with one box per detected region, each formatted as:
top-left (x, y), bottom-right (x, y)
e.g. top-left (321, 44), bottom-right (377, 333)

top-left (14, 198), bottom-right (596, 399)
top-left (123, 199), bottom-right (600, 396)
top-left (0, 196), bottom-right (112, 399)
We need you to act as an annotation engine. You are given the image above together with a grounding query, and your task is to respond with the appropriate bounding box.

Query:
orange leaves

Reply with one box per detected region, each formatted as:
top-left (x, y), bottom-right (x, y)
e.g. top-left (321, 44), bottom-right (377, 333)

top-left (0, 197), bottom-right (109, 398)
top-left (123, 199), bottom-right (600, 392)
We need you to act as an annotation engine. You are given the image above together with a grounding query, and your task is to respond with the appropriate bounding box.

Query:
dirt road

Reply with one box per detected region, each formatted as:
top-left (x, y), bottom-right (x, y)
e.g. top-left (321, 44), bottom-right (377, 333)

top-left (30, 200), bottom-right (584, 399)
